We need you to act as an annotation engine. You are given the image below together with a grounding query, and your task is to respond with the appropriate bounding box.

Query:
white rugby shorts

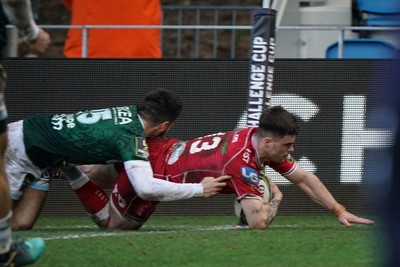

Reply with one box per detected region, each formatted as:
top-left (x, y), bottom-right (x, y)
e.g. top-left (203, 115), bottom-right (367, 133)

top-left (6, 120), bottom-right (45, 199)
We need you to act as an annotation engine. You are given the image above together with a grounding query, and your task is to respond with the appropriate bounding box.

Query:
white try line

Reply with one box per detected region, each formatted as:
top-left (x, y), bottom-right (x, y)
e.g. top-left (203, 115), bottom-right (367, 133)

top-left (41, 224), bottom-right (247, 241)
top-left (40, 223), bottom-right (348, 241)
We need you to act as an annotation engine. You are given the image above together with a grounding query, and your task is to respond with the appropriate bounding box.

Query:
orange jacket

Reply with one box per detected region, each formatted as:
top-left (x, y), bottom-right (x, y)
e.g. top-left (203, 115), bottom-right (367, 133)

top-left (63, 0), bottom-right (162, 58)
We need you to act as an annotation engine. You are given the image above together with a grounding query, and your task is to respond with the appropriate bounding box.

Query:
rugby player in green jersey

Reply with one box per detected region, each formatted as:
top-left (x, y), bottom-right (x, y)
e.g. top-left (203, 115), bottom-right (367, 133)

top-left (7, 88), bottom-right (230, 230)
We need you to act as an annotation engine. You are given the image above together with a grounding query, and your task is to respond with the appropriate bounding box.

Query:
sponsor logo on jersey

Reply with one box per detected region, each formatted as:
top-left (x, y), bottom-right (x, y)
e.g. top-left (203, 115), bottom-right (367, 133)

top-left (51, 113), bottom-right (76, 130)
top-left (242, 149), bottom-right (252, 164)
top-left (113, 106), bottom-right (133, 125)
top-left (241, 166), bottom-right (259, 184)
top-left (167, 141), bottom-right (186, 165)
top-left (135, 137), bottom-right (149, 160)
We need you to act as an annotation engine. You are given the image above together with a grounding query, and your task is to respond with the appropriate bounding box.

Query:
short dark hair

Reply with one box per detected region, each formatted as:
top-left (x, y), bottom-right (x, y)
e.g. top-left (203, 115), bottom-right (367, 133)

top-left (256, 106), bottom-right (299, 138)
top-left (137, 88), bottom-right (182, 125)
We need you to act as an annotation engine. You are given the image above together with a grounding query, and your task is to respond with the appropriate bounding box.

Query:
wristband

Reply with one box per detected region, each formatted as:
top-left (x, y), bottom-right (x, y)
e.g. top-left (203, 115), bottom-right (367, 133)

top-left (331, 203), bottom-right (346, 216)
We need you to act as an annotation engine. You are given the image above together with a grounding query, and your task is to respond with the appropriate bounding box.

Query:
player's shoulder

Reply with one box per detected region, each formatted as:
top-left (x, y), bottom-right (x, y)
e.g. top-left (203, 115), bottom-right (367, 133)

top-left (228, 127), bottom-right (256, 145)
top-left (221, 128), bottom-right (255, 159)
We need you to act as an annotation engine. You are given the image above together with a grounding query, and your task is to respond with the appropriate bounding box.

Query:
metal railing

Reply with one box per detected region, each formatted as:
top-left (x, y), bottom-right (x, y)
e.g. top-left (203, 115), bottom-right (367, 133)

top-left (5, 4), bottom-right (400, 58)
top-left (161, 5), bottom-right (258, 58)
top-left (35, 24), bottom-right (400, 58)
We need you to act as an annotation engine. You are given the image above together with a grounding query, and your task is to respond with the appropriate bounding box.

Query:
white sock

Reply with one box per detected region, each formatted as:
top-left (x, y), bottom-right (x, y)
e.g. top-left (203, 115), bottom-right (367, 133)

top-left (89, 203), bottom-right (110, 224)
top-left (63, 166), bottom-right (89, 190)
top-left (0, 212), bottom-right (12, 254)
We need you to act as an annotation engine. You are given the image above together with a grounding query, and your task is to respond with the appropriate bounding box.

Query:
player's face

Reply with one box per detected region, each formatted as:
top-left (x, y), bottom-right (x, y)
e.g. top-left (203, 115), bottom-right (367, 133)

top-left (263, 135), bottom-right (296, 163)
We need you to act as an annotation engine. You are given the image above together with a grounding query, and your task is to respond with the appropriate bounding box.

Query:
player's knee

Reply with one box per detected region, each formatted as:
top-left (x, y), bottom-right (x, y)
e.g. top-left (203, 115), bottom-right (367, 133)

top-left (11, 220), bottom-right (34, 230)
top-left (107, 215), bottom-right (144, 230)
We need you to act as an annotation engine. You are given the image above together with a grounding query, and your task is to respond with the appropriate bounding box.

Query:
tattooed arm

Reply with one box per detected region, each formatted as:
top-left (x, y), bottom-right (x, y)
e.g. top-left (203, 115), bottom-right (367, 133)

top-left (240, 179), bottom-right (283, 229)
top-left (263, 178), bottom-right (283, 226)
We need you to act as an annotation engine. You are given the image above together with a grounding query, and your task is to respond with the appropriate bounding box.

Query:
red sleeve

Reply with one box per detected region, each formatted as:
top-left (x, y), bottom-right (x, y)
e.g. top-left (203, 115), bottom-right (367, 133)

top-left (268, 155), bottom-right (298, 176)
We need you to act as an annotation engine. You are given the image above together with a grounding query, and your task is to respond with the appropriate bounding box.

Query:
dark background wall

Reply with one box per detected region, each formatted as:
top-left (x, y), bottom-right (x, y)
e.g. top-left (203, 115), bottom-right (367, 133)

top-left (2, 58), bottom-right (391, 216)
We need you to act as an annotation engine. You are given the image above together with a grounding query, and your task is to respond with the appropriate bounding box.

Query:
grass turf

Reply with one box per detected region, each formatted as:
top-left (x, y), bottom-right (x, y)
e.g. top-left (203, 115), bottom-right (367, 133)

top-left (17, 215), bottom-right (382, 267)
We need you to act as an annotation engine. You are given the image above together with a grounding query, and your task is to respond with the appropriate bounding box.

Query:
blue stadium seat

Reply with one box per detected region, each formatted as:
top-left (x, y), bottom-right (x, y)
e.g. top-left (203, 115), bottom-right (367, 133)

top-left (326, 39), bottom-right (398, 58)
top-left (356, 0), bottom-right (400, 26)
top-left (357, 0), bottom-right (400, 14)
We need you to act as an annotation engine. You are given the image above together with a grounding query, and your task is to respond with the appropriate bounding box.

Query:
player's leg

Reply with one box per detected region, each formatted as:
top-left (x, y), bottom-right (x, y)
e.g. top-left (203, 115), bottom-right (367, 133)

top-left (65, 164), bottom-right (157, 230)
top-left (63, 166), bottom-right (111, 228)
top-left (12, 188), bottom-right (47, 231)
top-left (107, 170), bottom-right (158, 230)
top-left (11, 170), bottom-right (51, 230)
top-left (79, 164), bottom-right (118, 189)
top-left (0, 132), bottom-right (12, 254)
top-left (0, 66), bottom-right (44, 266)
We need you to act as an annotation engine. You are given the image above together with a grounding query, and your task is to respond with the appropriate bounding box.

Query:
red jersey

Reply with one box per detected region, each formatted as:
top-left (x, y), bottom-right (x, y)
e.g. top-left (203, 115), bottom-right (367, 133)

top-left (147, 127), bottom-right (297, 201)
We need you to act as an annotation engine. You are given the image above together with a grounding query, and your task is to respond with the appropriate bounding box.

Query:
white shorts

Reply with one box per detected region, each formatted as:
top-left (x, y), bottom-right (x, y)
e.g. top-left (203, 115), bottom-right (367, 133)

top-left (6, 120), bottom-right (45, 199)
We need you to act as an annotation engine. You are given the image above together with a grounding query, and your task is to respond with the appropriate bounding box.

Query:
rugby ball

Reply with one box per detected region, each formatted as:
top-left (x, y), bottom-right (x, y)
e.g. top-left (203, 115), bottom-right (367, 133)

top-left (234, 176), bottom-right (272, 217)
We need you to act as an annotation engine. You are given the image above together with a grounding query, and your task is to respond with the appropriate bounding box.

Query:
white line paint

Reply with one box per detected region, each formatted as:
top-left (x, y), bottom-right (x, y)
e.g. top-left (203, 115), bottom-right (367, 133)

top-left (41, 225), bottom-right (247, 241)
top-left (40, 223), bottom-right (357, 241)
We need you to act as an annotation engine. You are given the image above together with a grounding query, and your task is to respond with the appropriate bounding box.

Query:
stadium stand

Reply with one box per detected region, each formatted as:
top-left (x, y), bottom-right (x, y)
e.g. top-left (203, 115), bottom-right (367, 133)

top-left (326, 38), bottom-right (399, 58)
top-left (353, 0), bottom-right (400, 26)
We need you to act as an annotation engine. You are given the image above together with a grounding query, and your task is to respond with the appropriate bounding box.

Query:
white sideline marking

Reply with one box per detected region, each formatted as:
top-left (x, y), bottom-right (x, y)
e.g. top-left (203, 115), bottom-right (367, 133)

top-left (41, 225), bottom-right (246, 241)
top-left (41, 224), bottom-right (344, 241)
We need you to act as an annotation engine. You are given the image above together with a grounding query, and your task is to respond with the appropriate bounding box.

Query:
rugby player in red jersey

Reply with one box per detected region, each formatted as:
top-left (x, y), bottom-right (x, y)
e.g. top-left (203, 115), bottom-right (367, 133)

top-left (79, 106), bottom-right (374, 230)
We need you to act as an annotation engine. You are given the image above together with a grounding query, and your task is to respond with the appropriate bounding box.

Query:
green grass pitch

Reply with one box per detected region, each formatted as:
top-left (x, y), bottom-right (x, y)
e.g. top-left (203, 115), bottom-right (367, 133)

top-left (18, 215), bottom-right (381, 267)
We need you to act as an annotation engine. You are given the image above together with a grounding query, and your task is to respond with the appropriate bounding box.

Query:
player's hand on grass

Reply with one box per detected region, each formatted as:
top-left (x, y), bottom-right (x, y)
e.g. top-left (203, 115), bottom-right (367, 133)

top-left (337, 211), bottom-right (375, 227)
top-left (201, 175), bottom-right (231, 198)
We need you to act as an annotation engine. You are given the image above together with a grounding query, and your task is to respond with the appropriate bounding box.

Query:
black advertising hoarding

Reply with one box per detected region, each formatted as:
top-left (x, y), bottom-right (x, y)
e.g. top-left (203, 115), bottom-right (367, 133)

top-left (2, 59), bottom-right (392, 215)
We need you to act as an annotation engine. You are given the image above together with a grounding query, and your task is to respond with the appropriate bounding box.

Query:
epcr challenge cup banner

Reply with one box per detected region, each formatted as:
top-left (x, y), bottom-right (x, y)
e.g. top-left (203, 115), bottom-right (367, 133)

top-left (247, 8), bottom-right (276, 127)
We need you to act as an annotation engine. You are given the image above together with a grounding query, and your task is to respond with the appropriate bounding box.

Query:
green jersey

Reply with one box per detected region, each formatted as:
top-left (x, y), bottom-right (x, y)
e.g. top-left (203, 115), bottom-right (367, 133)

top-left (23, 105), bottom-right (148, 168)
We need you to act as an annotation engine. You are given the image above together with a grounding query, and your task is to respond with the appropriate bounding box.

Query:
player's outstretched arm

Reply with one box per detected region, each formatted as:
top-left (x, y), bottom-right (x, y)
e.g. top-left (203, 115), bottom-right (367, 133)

top-left (124, 160), bottom-right (231, 201)
top-left (286, 166), bottom-right (374, 227)
top-left (331, 203), bottom-right (375, 227)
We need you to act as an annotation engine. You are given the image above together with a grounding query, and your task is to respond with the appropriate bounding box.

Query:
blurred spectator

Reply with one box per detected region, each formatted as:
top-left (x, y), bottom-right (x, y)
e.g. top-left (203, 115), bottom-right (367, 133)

top-left (63, 0), bottom-right (162, 58)
top-left (0, 0), bottom-right (50, 57)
